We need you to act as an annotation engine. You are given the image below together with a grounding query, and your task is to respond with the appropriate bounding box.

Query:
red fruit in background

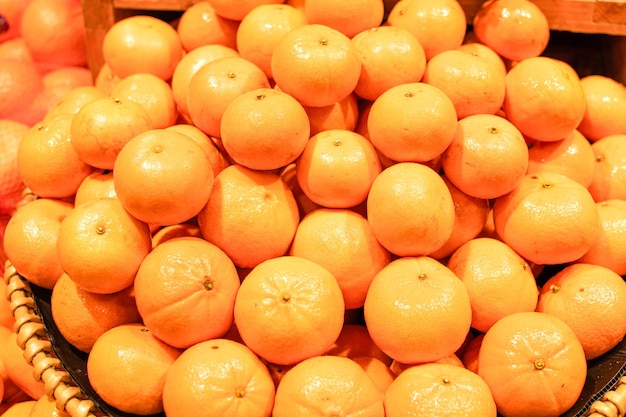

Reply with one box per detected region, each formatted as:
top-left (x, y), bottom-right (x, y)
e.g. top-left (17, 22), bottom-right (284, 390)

top-left (0, 119), bottom-right (30, 215)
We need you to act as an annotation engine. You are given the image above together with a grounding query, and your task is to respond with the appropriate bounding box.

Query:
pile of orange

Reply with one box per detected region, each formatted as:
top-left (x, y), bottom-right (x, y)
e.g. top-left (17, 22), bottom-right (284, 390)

top-left (2, 0), bottom-right (626, 416)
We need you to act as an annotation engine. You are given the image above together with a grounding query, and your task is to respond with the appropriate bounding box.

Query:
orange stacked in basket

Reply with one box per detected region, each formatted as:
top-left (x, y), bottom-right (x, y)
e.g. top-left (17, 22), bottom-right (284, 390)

top-left (2, 0), bottom-right (626, 416)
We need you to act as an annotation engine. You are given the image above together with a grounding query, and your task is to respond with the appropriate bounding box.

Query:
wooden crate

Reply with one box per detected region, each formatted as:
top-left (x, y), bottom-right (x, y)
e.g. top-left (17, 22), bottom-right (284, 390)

top-left (81, 0), bottom-right (626, 82)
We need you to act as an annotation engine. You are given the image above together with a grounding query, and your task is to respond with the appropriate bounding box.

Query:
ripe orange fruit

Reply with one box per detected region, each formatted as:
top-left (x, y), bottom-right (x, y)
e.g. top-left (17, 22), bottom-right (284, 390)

top-left (364, 256), bottom-right (472, 364)
top-left (324, 324), bottom-right (392, 365)
top-left (170, 44), bottom-right (239, 118)
top-left (493, 172), bottom-right (600, 265)
top-left (2, 331), bottom-right (45, 400)
top-left (20, 0), bottom-right (87, 68)
top-left (457, 41), bottom-right (507, 79)
top-left (577, 74), bottom-right (626, 142)
top-left (86, 324), bottom-right (182, 415)
top-left (110, 72), bottom-right (178, 129)
top-left (113, 128), bottom-right (215, 226)
top-left (447, 237), bottom-right (539, 332)
top-left (50, 272), bottom-right (141, 353)
top-left (187, 55), bottom-right (270, 137)
top-left (303, 0), bottom-right (385, 38)
top-left (477, 311), bottom-right (587, 417)
top-left (366, 162), bottom-right (455, 256)
top-left (295, 129), bottom-right (381, 209)
top-left (303, 93), bottom-right (360, 136)
top-left (28, 394), bottom-right (71, 417)
top-left (56, 197), bottom-right (152, 294)
top-left (441, 113), bottom-right (529, 200)
top-left (165, 123), bottom-right (231, 177)
top-left (429, 176), bottom-right (491, 260)
top-left (352, 356), bottom-right (395, 395)
top-left (384, 362), bottom-right (497, 417)
top-left (234, 255), bottom-right (345, 365)
top-left (133, 237), bottom-right (240, 349)
top-left (0, 119), bottom-right (29, 213)
top-left (102, 15), bottom-right (184, 80)
top-left (503, 56), bottom-right (586, 142)
top-left (423, 49), bottom-right (506, 119)
top-left (43, 85), bottom-right (106, 121)
top-left (537, 263), bottom-right (626, 360)
top-left (526, 129), bottom-right (596, 188)
top-left (69, 96), bottom-right (153, 170)
top-left (0, 37), bottom-right (33, 63)
top-left (290, 208), bottom-right (391, 309)
top-left (386, 0), bottom-right (467, 60)
top-left (577, 199), bottom-right (626, 275)
top-left (272, 355), bottom-right (384, 417)
top-left (163, 338), bottom-right (275, 417)
top-left (367, 82), bottom-right (457, 163)
top-left (472, 0), bottom-right (550, 62)
top-left (220, 87), bottom-right (310, 170)
top-left (207, 0), bottom-right (285, 21)
top-left (0, 60), bottom-right (43, 121)
top-left (236, 3), bottom-right (307, 79)
top-left (176, 0), bottom-right (239, 52)
top-left (270, 23), bottom-right (362, 108)
top-left (73, 169), bottom-right (116, 206)
top-left (588, 134), bottom-right (626, 201)
top-left (279, 163), bottom-right (323, 219)
top-left (350, 26), bottom-right (426, 102)
top-left (150, 222), bottom-right (202, 248)
top-left (460, 333), bottom-right (484, 373)
top-left (94, 62), bottom-right (121, 95)
top-left (197, 165), bottom-right (299, 269)
top-left (3, 198), bottom-right (73, 289)
top-left (0, 401), bottom-right (37, 417)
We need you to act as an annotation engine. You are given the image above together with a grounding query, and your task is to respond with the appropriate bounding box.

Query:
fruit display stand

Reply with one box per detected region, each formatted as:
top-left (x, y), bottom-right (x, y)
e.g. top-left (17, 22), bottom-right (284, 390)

top-left (4, 1), bottom-right (626, 417)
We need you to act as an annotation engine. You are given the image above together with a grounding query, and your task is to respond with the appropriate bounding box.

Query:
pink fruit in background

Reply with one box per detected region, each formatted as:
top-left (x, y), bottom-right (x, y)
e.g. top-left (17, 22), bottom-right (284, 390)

top-left (0, 119), bottom-right (30, 215)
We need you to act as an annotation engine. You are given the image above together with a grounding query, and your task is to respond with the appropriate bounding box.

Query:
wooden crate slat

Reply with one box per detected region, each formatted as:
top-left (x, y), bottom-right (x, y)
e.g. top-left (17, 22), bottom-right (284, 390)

top-left (112, 0), bottom-right (199, 11)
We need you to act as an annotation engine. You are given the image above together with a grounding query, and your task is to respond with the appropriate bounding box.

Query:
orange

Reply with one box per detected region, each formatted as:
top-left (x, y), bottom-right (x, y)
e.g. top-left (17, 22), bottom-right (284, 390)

top-left (324, 324), bottom-right (392, 365)
top-left (187, 55), bottom-right (270, 137)
top-left (0, 327), bottom-right (32, 405)
top-left (526, 129), bottom-right (596, 188)
top-left (0, 120), bottom-right (29, 214)
top-left (0, 0), bottom-right (31, 42)
top-left (493, 172), bottom-right (600, 265)
top-left (220, 87), bottom-right (310, 170)
top-left (20, 0), bottom-right (87, 68)
top-left (441, 113), bottom-right (529, 200)
top-left (460, 333), bottom-right (484, 373)
top-left (163, 338), bottom-right (275, 417)
top-left (69, 96), bottom-right (153, 170)
top-left (0, 60), bottom-right (43, 121)
top-left (110, 72), bottom-right (178, 129)
top-left (303, 93), bottom-right (360, 137)
top-left (165, 123), bottom-right (231, 177)
top-left (233, 255), bottom-right (345, 365)
top-left (3, 198), bottom-right (73, 289)
top-left (197, 165), bottom-right (299, 269)
top-left (577, 74), bottom-right (626, 142)
top-left (295, 129), bottom-right (381, 209)
top-left (472, 0), bottom-right (550, 62)
top-left (28, 394), bottom-right (71, 417)
top-left (133, 237), bottom-right (240, 349)
top-left (50, 272), bottom-right (141, 353)
top-left (350, 26), bottom-right (426, 102)
top-left (429, 176), bottom-right (491, 260)
top-left (102, 14), bottom-right (184, 80)
top-left (236, 3), bottom-right (307, 79)
top-left (386, 0), bottom-right (467, 60)
top-left (384, 362), bottom-right (497, 417)
top-left (270, 23), bottom-right (362, 108)
top-left (113, 128), bottom-right (215, 226)
top-left (477, 311), bottom-right (587, 417)
top-left (86, 324), bottom-right (182, 415)
top-left (272, 355), bottom-right (384, 417)
top-left (503, 56), bottom-right (586, 142)
top-left (537, 263), bottom-right (626, 360)
top-left (170, 44), bottom-right (239, 118)
top-left (367, 82), bottom-right (457, 163)
top-left (73, 169), bottom-right (116, 206)
top-left (2, 332), bottom-right (45, 400)
top-left (363, 256), bottom-right (472, 364)
top-left (42, 85), bottom-right (106, 121)
top-left (588, 134), bottom-right (626, 202)
top-left (354, 101), bottom-right (398, 170)
top-left (366, 162), bottom-right (455, 256)
top-left (303, 0), bottom-right (385, 38)
top-left (176, 1), bottom-right (239, 52)
top-left (56, 197), bottom-right (152, 294)
top-left (457, 41), bottom-right (507, 79)
top-left (0, 401), bottom-right (37, 417)
top-left (447, 237), bottom-right (539, 332)
top-left (17, 114), bottom-right (94, 198)
top-left (207, 0), bottom-right (285, 21)
top-left (352, 356), bottom-right (396, 395)
top-left (279, 163), bottom-right (323, 220)
top-left (150, 222), bottom-right (202, 248)
top-left (577, 199), bottom-right (626, 275)
top-left (389, 353), bottom-right (465, 375)
top-left (290, 208), bottom-right (390, 309)
top-left (93, 62), bottom-right (120, 95)
top-left (0, 37), bottom-right (33, 63)
top-left (423, 49), bottom-right (506, 119)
